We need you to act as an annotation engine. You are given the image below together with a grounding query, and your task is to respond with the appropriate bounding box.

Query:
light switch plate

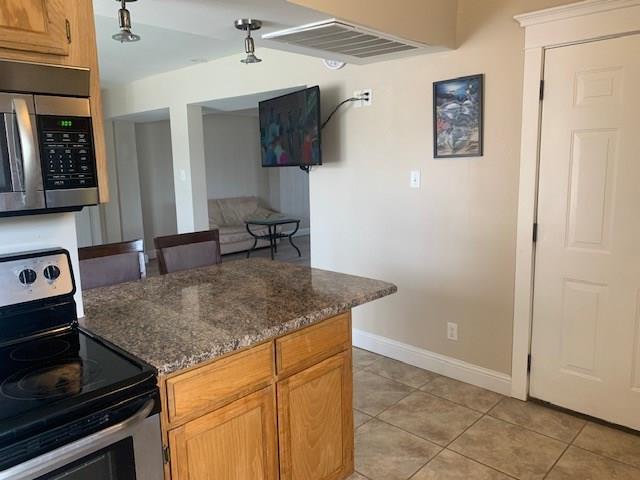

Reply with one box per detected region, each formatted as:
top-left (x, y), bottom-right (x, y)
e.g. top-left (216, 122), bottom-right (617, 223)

top-left (410, 170), bottom-right (421, 188)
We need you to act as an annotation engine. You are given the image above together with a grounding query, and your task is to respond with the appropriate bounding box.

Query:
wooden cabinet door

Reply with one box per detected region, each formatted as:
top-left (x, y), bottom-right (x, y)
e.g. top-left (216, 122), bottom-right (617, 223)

top-left (169, 386), bottom-right (279, 480)
top-left (0, 0), bottom-right (69, 56)
top-left (277, 350), bottom-right (354, 480)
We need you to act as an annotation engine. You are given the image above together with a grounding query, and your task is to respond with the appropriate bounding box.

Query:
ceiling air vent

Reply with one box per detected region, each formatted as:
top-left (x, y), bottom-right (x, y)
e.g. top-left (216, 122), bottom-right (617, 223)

top-left (262, 19), bottom-right (439, 65)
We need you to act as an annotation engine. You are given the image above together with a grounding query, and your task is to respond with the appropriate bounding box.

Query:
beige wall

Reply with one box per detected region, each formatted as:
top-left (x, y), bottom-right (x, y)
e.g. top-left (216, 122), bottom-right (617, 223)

top-left (136, 121), bottom-right (178, 254)
top-left (202, 114), bottom-right (269, 202)
top-left (102, 0), bottom-right (575, 375)
top-left (288, 0), bottom-right (458, 47)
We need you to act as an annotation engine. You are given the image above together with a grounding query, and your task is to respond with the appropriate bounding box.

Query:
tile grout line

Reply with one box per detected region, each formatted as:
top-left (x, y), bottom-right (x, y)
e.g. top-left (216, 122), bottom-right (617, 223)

top-left (568, 420), bottom-right (586, 445)
top-left (355, 350), bottom-right (640, 478)
top-left (362, 358), bottom-right (442, 390)
top-left (355, 361), bottom-right (520, 478)
top-left (541, 409), bottom-right (588, 480)
top-left (405, 447), bottom-right (445, 480)
top-left (541, 440), bottom-right (572, 479)
top-left (352, 470), bottom-right (373, 480)
top-left (419, 385), bottom-right (504, 414)
top-left (441, 448), bottom-right (520, 480)
top-left (436, 409), bottom-right (523, 478)
top-left (484, 411), bottom-right (582, 445)
top-left (569, 444), bottom-right (640, 473)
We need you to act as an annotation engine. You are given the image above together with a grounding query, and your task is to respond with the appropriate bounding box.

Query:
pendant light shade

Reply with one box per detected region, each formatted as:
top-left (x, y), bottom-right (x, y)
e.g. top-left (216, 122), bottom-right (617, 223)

top-left (113, 0), bottom-right (141, 43)
top-left (235, 19), bottom-right (263, 64)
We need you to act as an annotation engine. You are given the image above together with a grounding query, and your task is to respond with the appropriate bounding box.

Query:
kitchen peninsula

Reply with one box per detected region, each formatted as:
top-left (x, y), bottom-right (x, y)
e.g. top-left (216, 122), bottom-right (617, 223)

top-left (82, 258), bottom-right (397, 480)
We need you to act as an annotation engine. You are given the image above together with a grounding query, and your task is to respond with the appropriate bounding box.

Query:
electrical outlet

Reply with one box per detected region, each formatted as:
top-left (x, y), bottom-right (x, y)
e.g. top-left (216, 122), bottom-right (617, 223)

top-left (361, 88), bottom-right (372, 106)
top-left (354, 88), bottom-right (373, 108)
top-left (410, 170), bottom-right (421, 188)
top-left (447, 322), bottom-right (459, 341)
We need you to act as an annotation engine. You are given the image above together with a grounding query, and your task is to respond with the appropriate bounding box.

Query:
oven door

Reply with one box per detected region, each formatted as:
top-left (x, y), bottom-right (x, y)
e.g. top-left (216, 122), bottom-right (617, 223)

top-left (0, 93), bottom-right (45, 213)
top-left (0, 401), bottom-right (164, 480)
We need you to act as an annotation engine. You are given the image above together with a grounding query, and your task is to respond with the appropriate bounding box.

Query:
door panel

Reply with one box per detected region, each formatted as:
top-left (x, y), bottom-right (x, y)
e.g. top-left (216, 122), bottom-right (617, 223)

top-left (0, 0), bottom-right (69, 56)
top-left (277, 350), bottom-right (353, 480)
top-left (559, 279), bottom-right (606, 379)
top-left (566, 130), bottom-right (617, 251)
top-left (531, 34), bottom-right (640, 430)
top-left (169, 386), bottom-right (278, 480)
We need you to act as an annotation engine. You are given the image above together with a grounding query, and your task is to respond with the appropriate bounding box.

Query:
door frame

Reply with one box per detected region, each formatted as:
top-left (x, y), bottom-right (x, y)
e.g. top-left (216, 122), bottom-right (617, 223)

top-left (511, 0), bottom-right (640, 400)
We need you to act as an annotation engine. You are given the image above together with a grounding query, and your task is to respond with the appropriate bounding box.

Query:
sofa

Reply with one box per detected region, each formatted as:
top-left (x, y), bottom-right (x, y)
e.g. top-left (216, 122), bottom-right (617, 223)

top-left (208, 197), bottom-right (280, 255)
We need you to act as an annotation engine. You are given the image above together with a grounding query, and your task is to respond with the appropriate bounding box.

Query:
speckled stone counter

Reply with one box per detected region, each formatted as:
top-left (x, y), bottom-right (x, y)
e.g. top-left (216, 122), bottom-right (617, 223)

top-left (81, 258), bottom-right (396, 375)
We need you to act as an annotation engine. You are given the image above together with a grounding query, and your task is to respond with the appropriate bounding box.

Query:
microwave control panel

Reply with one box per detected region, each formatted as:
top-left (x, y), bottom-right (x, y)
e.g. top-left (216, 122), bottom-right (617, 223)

top-left (37, 116), bottom-right (97, 190)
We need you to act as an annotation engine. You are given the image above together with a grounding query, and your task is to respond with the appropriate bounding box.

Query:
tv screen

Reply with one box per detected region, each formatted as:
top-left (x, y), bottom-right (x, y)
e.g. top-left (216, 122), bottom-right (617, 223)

top-left (259, 86), bottom-right (321, 167)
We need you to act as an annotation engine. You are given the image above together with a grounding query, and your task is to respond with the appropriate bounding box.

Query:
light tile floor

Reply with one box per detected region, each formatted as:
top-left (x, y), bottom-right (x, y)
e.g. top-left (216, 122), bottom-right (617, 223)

top-left (350, 348), bottom-right (640, 480)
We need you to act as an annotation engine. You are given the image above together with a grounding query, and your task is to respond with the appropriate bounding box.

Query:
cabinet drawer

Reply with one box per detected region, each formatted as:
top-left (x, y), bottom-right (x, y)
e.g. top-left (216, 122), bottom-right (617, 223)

top-left (276, 312), bottom-right (351, 378)
top-left (166, 342), bottom-right (274, 424)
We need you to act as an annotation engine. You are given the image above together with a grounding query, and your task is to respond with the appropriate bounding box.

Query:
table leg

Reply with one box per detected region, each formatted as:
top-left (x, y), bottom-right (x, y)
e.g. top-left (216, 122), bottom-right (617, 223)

top-left (274, 226), bottom-right (278, 254)
top-left (246, 224), bottom-right (259, 258)
top-left (288, 221), bottom-right (302, 257)
top-left (268, 225), bottom-right (275, 260)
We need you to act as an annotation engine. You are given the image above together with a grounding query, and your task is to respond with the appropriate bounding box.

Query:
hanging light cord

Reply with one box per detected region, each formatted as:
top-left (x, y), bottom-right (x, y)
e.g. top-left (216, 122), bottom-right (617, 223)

top-left (320, 92), bottom-right (370, 130)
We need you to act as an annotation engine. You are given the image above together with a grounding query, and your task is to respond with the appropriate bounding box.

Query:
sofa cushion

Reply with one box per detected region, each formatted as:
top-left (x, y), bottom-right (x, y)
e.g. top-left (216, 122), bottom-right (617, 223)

top-left (207, 200), bottom-right (225, 227)
top-left (218, 197), bottom-right (260, 225)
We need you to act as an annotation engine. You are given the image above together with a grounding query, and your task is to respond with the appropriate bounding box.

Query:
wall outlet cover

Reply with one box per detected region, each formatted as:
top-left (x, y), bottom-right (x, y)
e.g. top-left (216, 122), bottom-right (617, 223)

top-left (354, 89), bottom-right (373, 108)
top-left (447, 322), bottom-right (459, 341)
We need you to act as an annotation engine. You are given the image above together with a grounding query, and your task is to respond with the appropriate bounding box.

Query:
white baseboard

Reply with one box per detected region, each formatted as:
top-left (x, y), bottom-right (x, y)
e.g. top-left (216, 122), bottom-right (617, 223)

top-left (352, 328), bottom-right (512, 396)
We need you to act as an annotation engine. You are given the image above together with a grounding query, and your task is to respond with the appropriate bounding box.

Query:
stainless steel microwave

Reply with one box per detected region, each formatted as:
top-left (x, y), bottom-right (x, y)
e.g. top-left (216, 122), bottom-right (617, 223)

top-left (0, 60), bottom-right (99, 217)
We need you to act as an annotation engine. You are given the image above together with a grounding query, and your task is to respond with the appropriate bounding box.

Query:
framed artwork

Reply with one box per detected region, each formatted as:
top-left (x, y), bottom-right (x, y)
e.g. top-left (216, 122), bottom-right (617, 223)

top-left (433, 74), bottom-right (484, 158)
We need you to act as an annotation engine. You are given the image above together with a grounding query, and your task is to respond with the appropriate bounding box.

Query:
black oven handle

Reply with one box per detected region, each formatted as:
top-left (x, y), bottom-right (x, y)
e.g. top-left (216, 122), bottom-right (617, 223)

top-left (0, 399), bottom-right (155, 480)
top-left (12, 98), bottom-right (40, 208)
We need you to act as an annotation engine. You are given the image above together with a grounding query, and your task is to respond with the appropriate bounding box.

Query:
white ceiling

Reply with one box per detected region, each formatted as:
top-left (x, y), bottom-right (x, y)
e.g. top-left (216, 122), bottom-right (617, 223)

top-left (112, 87), bottom-right (304, 122)
top-left (93, 0), bottom-right (329, 87)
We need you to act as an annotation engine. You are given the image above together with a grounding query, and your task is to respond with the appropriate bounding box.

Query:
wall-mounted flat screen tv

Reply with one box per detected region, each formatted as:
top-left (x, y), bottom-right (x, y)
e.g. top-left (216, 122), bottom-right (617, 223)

top-left (259, 86), bottom-right (321, 167)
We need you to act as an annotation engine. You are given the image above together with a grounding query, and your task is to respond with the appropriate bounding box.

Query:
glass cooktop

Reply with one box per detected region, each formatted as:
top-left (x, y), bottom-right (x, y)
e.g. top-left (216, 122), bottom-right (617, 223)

top-left (0, 328), bottom-right (148, 426)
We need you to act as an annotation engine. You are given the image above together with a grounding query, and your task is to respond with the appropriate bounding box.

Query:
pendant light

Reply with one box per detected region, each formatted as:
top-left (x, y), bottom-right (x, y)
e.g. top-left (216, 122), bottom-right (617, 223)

top-left (234, 19), bottom-right (263, 64)
top-left (112, 0), bottom-right (141, 43)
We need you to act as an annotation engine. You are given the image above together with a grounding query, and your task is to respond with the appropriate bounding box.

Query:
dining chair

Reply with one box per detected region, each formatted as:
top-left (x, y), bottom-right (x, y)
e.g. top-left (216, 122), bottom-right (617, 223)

top-left (153, 229), bottom-right (222, 275)
top-left (78, 239), bottom-right (146, 290)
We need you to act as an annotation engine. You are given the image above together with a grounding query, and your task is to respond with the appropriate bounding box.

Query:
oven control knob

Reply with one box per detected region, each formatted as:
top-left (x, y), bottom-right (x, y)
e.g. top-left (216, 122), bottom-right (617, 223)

top-left (43, 265), bottom-right (61, 281)
top-left (18, 269), bottom-right (37, 285)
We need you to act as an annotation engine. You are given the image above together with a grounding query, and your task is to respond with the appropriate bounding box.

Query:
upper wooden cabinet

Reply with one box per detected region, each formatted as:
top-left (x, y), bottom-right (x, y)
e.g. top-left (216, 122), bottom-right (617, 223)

top-left (0, 0), bottom-right (70, 56)
top-left (0, 0), bottom-right (110, 203)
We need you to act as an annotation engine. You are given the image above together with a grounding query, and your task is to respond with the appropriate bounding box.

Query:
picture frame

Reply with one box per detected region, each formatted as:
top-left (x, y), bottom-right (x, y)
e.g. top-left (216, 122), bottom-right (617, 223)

top-left (433, 74), bottom-right (484, 158)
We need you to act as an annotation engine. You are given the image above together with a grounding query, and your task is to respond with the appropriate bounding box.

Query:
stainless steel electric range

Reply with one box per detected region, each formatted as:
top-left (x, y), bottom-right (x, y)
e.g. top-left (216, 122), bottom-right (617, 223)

top-left (0, 249), bottom-right (163, 480)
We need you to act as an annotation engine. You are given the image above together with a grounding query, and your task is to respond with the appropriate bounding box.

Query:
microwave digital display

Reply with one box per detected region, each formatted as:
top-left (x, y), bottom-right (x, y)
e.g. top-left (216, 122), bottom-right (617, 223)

top-left (57, 120), bottom-right (74, 128)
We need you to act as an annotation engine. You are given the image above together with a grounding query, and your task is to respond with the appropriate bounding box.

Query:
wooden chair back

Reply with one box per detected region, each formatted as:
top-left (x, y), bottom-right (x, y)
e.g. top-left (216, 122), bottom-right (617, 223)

top-left (154, 230), bottom-right (221, 275)
top-left (78, 239), bottom-right (146, 290)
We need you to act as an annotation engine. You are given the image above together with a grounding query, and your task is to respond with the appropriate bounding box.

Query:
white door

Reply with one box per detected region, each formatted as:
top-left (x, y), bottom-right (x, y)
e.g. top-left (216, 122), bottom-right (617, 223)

top-left (530, 34), bottom-right (640, 430)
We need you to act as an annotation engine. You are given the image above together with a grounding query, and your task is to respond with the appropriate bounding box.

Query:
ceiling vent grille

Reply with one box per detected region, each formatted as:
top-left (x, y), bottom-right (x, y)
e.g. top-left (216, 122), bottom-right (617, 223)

top-left (262, 19), bottom-right (436, 64)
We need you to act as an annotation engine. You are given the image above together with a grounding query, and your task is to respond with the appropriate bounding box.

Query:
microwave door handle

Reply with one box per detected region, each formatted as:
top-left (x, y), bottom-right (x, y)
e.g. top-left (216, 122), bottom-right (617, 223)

top-left (0, 399), bottom-right (156, 480)
top-left (4, 113), bottom-right (23, 192)
top-left (12, 98), bottom-right (39, 201)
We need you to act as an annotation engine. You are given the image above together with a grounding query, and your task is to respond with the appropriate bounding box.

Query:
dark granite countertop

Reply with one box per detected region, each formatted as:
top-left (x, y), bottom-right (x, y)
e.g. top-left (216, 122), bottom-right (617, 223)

top-left (81, 259), bottom-right (397, 375)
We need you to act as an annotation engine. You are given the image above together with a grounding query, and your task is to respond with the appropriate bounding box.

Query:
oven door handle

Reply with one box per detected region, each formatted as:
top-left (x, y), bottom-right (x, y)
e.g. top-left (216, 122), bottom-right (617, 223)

top-left (12, 98), bottom-right (40, 205)
top-left (0, 399), bottom-right (155, 480)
